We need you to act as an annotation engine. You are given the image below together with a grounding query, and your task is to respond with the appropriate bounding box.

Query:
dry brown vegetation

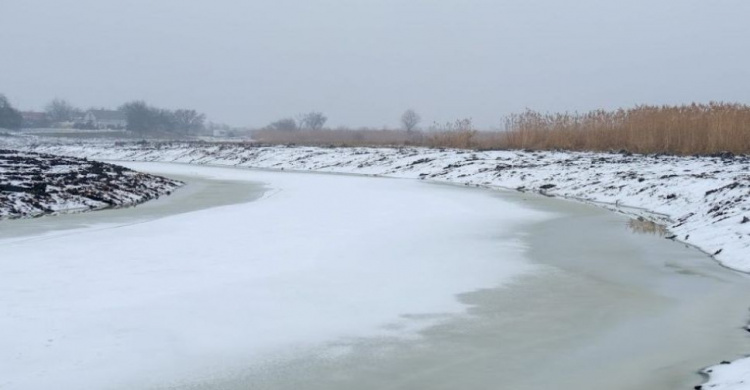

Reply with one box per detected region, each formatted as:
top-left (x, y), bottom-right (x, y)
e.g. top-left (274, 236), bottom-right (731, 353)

top-left (502, 103), bottom-right (750, 155)
top-left (251, 128), bottom-right (415, 147)
top-left (252, 128), bottom-right (484, 149)
top-left (252, 103), bottom-right (750, 155)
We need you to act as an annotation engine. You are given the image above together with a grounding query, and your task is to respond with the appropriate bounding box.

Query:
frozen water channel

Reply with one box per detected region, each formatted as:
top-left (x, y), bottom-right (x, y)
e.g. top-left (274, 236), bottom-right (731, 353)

top-left (1, 162), bottom-right (749, 390)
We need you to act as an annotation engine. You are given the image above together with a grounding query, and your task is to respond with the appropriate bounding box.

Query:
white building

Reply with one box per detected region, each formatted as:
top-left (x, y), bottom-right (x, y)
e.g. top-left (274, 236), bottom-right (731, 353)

top-left (83, 110), bottom-right (127, 129)
top-left (213, 129), bottom-right (230, 137)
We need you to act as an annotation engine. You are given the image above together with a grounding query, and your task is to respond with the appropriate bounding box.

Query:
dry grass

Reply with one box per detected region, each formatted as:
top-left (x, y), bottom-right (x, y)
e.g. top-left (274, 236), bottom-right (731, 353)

top-left (252, 128), bottom-right (418, 147)
top-left (501, 103), bottom-right (750, 155)
top-left (252, 128), bottom-right (483, 149)
top-left (252, 103), bottom-right (750, 155)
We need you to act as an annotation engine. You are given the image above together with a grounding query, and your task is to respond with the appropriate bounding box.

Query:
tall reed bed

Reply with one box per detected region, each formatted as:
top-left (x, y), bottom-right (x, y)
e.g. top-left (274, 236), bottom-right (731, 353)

top-left (501, 103), bottom-right (750, 155)
top-left (252, 103), bottom-right (750, 155)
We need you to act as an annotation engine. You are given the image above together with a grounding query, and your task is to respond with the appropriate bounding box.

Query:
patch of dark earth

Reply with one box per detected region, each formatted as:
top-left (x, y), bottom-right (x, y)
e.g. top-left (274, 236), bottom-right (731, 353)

top-left (0, 149), bottom-right (182, 219)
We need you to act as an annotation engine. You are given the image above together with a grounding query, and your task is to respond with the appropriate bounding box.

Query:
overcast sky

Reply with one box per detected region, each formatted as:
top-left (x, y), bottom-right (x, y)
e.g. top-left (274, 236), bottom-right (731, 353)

top-left (1, 0), bottom-right (748, 128)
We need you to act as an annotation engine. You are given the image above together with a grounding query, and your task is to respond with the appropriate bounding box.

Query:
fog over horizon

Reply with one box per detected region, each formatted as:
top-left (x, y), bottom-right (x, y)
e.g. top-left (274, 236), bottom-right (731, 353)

top-left (2, 0), bottom-right (748, 129)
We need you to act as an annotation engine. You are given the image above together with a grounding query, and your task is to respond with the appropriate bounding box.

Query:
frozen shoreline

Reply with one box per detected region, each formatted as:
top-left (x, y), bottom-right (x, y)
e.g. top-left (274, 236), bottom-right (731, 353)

top-left (2, 138), bottom-right (750, 389)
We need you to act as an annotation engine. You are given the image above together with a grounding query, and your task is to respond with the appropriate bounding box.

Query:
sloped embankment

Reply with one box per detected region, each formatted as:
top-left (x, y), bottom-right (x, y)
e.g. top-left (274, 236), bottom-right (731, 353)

top-left (0, 149), bottom-right (182, 219)
top-left (22, 141), bottom-right (750, 272)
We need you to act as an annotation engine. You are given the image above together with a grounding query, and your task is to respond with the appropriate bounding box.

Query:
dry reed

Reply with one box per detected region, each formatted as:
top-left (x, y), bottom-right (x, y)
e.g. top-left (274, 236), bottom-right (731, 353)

top-left (501, 103), bottom-right (750, 155)
top-left (252, 103), bottom-right (750, 155)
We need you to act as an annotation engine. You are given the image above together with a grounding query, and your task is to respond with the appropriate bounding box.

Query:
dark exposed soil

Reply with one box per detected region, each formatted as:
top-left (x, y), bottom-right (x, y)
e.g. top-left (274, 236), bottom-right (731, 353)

top-left (0, 149), bottom-right (182, 219)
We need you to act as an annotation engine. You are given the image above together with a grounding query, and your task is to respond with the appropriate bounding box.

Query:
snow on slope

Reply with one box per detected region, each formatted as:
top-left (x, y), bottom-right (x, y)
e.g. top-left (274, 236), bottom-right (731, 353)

top-left (0, 149), bottom-right (182, 219)
top-left (17, 140), bottom-right (750, 273)
top-left (700, 357), bottom-right (750, 390)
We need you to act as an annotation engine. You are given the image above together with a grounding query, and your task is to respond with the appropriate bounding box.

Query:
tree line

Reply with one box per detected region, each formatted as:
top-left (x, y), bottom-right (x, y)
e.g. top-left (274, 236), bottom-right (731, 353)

top-left (266, 112), bottom-right (328, 132)
top-left (0, 94), bottom-right (207, 135)
top-left (0, 95), bottom-right (23, 129)
top-left (264, 109), bottom-right (423, 132)
top-left (3, 93), bottom-right (425, 135)
top-left (119, 101), bottom-right (206, 135)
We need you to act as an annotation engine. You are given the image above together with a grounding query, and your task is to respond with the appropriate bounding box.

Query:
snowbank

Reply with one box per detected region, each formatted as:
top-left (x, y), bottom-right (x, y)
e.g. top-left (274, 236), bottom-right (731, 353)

top-left (0, 149), bottom-right (182, 219)
top-left (700, 357), bottom-right (750, 390)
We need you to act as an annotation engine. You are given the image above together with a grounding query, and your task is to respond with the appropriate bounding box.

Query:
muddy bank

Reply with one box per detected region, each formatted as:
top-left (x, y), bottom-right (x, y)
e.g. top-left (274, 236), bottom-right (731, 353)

top-left (0, 169), bottom-right (266, 240)
top-left (0, 149), bottom-right (182, 219)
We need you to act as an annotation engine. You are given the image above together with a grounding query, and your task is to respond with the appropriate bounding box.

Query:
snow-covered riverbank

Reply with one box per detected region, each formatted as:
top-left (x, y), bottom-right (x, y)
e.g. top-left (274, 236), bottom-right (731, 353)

top-left (3, 162), bottom-right (749, 390)
top-left (13, 140), bottom-right (750, 273)
top-left (0, 149), bottom-right (182, 219)
top-left (3, 137), bottom-right (750, 389)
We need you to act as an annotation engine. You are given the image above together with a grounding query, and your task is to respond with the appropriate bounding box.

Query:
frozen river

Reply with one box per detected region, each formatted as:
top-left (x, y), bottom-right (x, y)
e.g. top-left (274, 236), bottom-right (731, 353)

top-left (1, 162), bottom-right (749, 390)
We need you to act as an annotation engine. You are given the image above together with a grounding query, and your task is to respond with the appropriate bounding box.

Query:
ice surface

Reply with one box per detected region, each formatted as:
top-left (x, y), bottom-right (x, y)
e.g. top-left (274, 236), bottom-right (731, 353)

top-left (0, 164), bottom-right (547, 389)
top-left (4, 138), bottom-right (750, 389)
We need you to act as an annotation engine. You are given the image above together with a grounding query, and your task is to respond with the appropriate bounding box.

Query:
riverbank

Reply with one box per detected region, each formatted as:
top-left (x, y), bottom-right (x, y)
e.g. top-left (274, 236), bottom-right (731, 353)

top-left (3, 163), bottom-right (748, 389)
top-left (0, 169), bottom-right (265, 240)
top-left (2, 139), bottom-right (750, 389)
top-left (0, 148), bottom-right (182, 219)
top-left (10, 140), bottom-right (750, 273)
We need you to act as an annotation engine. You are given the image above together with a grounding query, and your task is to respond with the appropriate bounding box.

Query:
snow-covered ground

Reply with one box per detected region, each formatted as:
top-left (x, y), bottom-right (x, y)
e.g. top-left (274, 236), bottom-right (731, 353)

top-left (0, 163), bottom-right (547, 390)
top-left (700, 358), bottom-right (750, 390)
top-left (11, 139), bottom-right (750, 273)
top-left (2, 136), bottom-right (750, 389)
top-left (0, 149), bottom-right (181, 219)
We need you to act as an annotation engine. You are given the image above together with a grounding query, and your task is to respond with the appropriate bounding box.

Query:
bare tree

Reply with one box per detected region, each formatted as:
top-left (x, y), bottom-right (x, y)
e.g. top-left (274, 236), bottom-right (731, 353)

top-left (299, 112), bottom-right (327, 130)
top-left (173, 109), bottom-right (206, 135)
top-left (45, 99), bottom-right (81, 123)
top-left (0, 94), bottom-right (23, 129)
top-left (120, 101), bottom-right (207, 136)
top-left (267, 117), bottom-right (298, 131)
top-left (120, 101), bottom-right (153, 135)
top-left (401, 109), bottom-right (421, 132)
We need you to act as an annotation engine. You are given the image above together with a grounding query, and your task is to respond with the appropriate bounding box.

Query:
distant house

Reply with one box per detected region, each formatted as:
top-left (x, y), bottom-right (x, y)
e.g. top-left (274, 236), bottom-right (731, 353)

top-left (83, 110), bottom-right (127, 129)
top-left (213, 129), bottom-right (230, 137)
top-left (20, 111), bottom-right (50, 128)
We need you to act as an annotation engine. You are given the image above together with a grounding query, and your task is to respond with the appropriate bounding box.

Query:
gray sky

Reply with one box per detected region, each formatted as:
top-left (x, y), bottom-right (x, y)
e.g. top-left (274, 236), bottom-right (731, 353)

top-left (1, 0), bottom-right (748, 128)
